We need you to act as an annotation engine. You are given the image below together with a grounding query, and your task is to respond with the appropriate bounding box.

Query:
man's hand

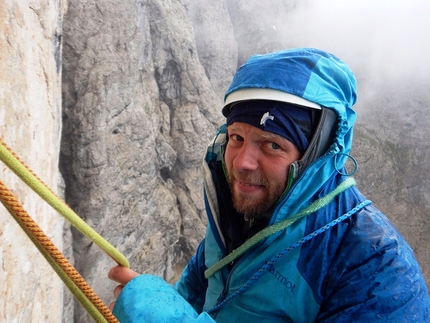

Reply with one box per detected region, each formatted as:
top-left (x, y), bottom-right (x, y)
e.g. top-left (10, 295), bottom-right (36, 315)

top-left (108, 266), bottom-right (139, 311)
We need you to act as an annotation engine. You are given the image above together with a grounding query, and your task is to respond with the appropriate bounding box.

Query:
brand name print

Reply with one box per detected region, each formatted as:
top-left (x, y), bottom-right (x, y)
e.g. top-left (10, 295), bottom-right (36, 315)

top-left (268, 264), bottom-right (296, 292)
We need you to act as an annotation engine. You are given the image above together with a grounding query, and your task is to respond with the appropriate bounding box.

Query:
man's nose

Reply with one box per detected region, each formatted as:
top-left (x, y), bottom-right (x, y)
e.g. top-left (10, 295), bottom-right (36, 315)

top-left (233, 143), bottom-right (259, 171)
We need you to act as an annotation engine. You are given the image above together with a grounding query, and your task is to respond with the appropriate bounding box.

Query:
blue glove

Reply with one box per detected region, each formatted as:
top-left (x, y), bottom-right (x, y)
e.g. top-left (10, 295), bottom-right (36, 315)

top-left (113, 274), bottom-right (215, 323)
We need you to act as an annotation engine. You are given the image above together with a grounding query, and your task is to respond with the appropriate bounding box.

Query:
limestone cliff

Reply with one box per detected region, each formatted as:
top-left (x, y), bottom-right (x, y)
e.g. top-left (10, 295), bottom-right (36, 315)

top-left (61, 1), bottom-right (430, 322)
top-left (61, 1), bottom-right (226, 321)
top-left (1, 0), bottom-right (429, 322)
top-left (0, 1), bottom-right (66, 322)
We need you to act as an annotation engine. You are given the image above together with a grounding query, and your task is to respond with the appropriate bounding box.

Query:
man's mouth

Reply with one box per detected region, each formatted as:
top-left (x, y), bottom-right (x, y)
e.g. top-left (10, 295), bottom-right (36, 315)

top-left (239, 181), bottom-right (260, 187)
top-left (235, 179), bottom-right (265, 195)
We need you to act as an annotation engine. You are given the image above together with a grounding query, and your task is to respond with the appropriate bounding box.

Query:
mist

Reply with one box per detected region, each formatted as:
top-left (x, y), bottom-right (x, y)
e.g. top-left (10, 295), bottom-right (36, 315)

top-left (275, 0), bottom-right (430, 107)
top-left (283, 1), bottom-right (427, 76)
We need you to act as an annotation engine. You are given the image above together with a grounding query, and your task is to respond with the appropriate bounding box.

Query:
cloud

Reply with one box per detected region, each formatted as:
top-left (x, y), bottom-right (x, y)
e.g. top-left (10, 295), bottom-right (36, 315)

top-left (278, 0), bottom-right (430, 85)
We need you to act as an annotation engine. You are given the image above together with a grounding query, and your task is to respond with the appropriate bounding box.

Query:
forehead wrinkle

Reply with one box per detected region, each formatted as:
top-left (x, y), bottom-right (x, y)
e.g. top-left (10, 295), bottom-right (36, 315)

top-left (227, 124), bottom-right (283, 140)
top-left (261, 132), bottom-right (282, 140)
top-left (227, 124), bottom-right (240, 132)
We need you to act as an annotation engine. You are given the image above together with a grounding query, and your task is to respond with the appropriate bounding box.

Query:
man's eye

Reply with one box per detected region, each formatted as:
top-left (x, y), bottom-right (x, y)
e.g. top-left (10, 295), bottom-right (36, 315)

top-left (231, 134), bottom-right (244, 142)
top-left (269, 142), bottom-right (280, 150)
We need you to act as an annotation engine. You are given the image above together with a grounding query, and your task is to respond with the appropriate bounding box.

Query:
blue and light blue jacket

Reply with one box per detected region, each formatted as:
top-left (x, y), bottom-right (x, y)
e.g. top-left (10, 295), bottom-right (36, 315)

top-left (113, 48), bottom-right (430, 322)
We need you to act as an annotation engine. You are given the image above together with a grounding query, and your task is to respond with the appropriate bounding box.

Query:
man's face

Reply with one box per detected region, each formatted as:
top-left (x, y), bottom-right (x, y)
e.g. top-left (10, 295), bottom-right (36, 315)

top-left (224, 122), bottom-right (302, 219)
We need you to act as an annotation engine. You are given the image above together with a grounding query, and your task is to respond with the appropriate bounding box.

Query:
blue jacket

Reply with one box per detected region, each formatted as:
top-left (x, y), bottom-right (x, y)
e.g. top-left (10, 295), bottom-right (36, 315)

top-left (113, 49), bottom-right (430, 322)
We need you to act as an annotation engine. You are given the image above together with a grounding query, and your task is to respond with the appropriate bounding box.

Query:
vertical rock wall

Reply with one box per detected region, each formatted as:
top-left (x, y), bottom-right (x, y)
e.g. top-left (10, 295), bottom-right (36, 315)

top-left (61, 0), bottom-right (430, 322)
top-left (60, 0), bottom-right (232, 321)
top-left (1, 0), bottom-right (428, 322)
top-left (0, 1), bottom-right (65, 322)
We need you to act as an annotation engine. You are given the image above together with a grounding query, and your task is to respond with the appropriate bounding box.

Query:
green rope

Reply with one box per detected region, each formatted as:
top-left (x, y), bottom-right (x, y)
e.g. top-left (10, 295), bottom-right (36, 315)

top-left (204, 177), bottom-right (356, 278)
top-left (0, 140), bottom-right (129, 268)
top-left (2, 200), bottom-right (109, 323)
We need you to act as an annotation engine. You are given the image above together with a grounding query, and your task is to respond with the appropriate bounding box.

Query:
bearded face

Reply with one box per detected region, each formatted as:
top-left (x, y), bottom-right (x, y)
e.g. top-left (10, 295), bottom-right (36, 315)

top-left (226, 167), bottom-right (286, 219)
top-left (224, 122), bottom-right (302, 220)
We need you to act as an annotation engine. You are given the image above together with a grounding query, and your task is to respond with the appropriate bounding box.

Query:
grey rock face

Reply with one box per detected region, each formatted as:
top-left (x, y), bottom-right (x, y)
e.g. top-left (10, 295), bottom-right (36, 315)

top-left (226, 0), bottom-right (291, 65)
top-left (353, 80), bottom-right (430, 282)
top-left (188, 1), bottom-right (238, 97)
top-left (61, 0), bottom-right (226, 321)
top-left (59, 0), bottom-right (430, 322)
top-left (2, 0), bottom-right (428, 322)
top-left (0, 1), bottom-right (65, 322)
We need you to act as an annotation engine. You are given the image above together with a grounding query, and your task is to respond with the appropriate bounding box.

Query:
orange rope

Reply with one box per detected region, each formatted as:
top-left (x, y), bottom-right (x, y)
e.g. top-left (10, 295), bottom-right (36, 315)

top-left (0, 137), bottom-right (127, 323)
top-left (0, 180), bottom-right (119, 323)
top-left (0, 138), bottom-right (60, 203)
top-left (0, 138), bottom-right (129, 267)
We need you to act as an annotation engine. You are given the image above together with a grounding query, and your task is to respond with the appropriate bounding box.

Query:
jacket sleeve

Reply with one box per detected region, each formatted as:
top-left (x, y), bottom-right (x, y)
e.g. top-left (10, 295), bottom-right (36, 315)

top-left (113, 274), bottom-right (215, 323)
top-left (174, 239), bottom-right (209, 313)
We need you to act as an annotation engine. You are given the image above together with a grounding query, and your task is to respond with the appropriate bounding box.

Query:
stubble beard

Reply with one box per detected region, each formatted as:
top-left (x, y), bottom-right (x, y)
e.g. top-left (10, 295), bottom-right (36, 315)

top-left (227, 168), bottom-right (285, 220)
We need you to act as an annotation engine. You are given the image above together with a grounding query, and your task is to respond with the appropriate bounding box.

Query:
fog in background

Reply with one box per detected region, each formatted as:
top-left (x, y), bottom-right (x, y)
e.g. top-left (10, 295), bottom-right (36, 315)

top-left (234, 0), bottom-right (430, 113)
top-left (297, 1), bottom-right (429, 101)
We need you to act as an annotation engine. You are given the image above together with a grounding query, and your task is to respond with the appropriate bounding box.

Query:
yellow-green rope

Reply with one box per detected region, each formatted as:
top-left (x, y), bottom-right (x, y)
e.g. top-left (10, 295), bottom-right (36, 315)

top-left (0, 138), bottom-right (129, 268)
top-left (205, 177), bottom-right (356, 278)
top-left (0, 137), bottom-right (129, 322)
top-left (0, 180), bottom-right (114, 323)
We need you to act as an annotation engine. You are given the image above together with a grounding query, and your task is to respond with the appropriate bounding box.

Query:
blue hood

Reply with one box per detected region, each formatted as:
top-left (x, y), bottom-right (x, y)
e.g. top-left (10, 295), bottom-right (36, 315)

top-left (221, 48), bottom-right (358, 223)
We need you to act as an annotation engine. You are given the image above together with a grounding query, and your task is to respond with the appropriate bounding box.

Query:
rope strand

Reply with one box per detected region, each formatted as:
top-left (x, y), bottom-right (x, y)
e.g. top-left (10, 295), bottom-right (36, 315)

top-left (205, 177), bottom-right (357, 278)
top-left (207, 199), bottom-right (372, 314)
top-left (0, 138), bottom-right (127, 322)
top-left (0, 180), bottom-right (118, 323)
top-left (0, 138), bottom-right (129, 268)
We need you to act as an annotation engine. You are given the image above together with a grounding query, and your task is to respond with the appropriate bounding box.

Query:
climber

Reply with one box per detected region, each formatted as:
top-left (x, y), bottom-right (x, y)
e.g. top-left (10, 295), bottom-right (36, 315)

top-left (108, 48), bottom-right (430, 322)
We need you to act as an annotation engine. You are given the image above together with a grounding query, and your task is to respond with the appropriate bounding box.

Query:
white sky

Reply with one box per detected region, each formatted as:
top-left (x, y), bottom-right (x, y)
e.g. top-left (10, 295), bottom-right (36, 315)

top-left (280, 0), bottom-right (430, 85)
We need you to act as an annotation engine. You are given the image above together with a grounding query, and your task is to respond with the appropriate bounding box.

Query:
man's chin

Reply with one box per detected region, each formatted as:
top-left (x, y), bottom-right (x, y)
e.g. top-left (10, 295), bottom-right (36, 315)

top-left (232, 196), bottom-right (266, 218)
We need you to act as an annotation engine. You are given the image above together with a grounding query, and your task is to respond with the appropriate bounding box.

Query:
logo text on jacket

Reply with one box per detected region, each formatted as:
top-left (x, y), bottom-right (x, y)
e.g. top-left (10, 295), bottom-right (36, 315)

top-left (268, 264), bottom-right (296, 292)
